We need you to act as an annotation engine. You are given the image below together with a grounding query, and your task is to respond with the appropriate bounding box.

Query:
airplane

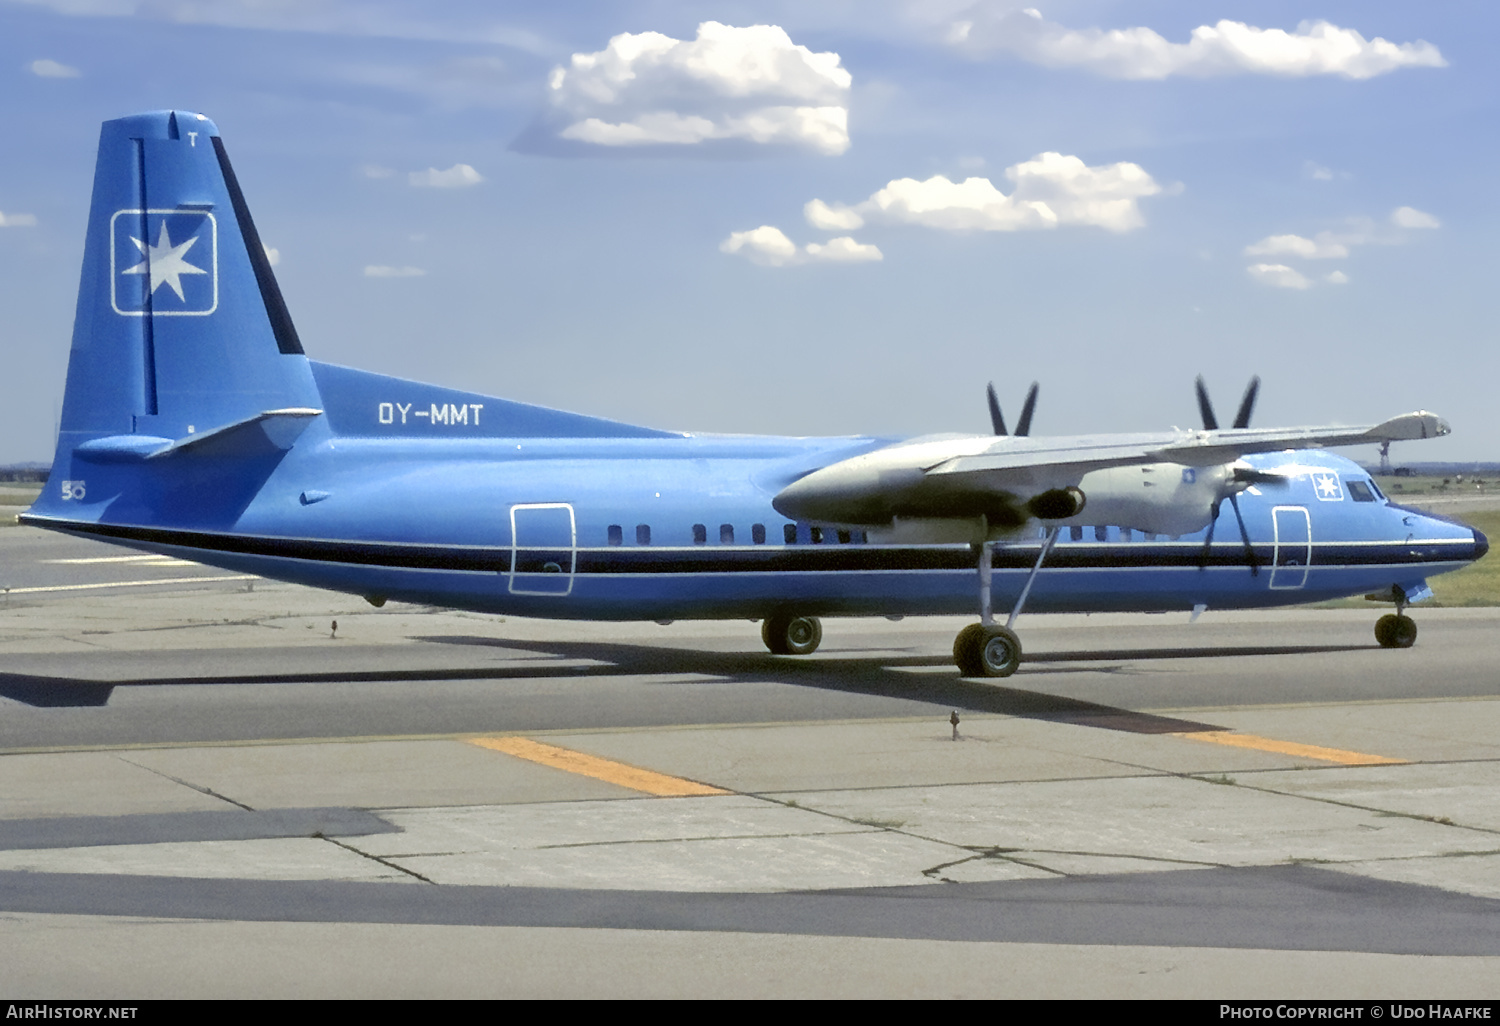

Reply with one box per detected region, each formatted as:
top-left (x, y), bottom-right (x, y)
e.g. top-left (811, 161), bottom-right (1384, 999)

top-left (20, 111), bottom-right (1489, 679)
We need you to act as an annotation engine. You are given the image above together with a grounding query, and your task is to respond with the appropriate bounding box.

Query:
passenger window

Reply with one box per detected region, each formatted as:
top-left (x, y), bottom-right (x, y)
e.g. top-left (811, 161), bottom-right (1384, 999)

top-left (852, 530), bottom-right (866, 544)
top-left (720, 523), bottom-right (735, 544)
top-left (783, 523), bottom-right (798, 544)
top-left (635, 524), bottom-right (651, 545)
top-left (1348, 480), bottom-right (1376, 502)
top-left (752, 524), bottom-right (766, 545)
top-left (1070, 526), bottom-right (1084, 542)
top-left (1094, 526), bottom-right (1107, 542)
top-left (607, 525), bottom-right (623, 546)
top-left (837, 529), bottom-right (851, 544)
top-left (810, 526), bottom-right (824, 544)
top-left (692, 524), bottom-right (707, 545)
top-left (1121, 528), bottom-right (1133, 542)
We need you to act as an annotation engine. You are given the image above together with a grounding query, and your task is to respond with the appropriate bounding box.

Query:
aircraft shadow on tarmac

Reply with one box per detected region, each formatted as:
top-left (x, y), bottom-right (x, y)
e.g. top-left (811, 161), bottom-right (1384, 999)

top-left (0, 635), bottom-right (1372, 732)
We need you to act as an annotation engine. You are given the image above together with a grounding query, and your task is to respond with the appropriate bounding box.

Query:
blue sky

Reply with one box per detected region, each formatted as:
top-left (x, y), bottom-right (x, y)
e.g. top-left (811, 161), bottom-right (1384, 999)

top-left (0, 1), bottom-right (1493, 464)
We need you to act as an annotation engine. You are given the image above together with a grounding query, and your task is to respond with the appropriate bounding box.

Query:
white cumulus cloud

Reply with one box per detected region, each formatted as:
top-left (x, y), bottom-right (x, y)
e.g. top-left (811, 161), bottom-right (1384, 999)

top-left (0, 211), bottom-right (38, 227)
top-left (854, 153), bottom-right (1161, 234)
top-left (720, 226), bottom-right (801, 266)
top-left (1391, 206), bottom-right (1440, 229)
top-left (1244, 233), bottom-right (1349, 260)
top-left (804, 198), bottom-right (864, 231)
top-left (720, 226), bottom-right (881, 266)
top-left (535, 22), bottom-right (851, 155)
top-left (364, 265), bottom-right (427, 278)
top-left (949, 8), bottom-right (1446, 80)
top-left (1325, 271), bottom-right (1349, 285)
top-left (1246, 263), bottom-right (1312, 289)
top-left (805, 236), bottom-right (882, 263)
top-left (408, 164), bottom-right (483, 188)
top-left (29, 58), bottom-right (80, 78)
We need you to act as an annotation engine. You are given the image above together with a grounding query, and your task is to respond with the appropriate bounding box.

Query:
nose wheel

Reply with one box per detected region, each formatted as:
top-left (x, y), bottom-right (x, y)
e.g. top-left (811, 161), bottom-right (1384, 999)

top-left (1374, 613), bottom-right (1417, 649)
top-left (1374, 585), bottom-right (1419, 649)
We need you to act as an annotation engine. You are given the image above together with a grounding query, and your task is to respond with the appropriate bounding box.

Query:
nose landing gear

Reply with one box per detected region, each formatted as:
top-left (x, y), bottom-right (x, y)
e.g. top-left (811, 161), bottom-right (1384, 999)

top-left (1374, 585), bottom-right (1418, 649)
top-left (1374, 614), bottom-right (1417, 648)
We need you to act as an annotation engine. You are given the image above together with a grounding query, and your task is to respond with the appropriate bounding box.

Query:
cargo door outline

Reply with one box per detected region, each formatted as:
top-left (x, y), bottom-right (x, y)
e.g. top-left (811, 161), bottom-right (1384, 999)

top-left (509, 503), bottom-right (576, 596)
top-left (1270, 505), bottom-right (1311, 590)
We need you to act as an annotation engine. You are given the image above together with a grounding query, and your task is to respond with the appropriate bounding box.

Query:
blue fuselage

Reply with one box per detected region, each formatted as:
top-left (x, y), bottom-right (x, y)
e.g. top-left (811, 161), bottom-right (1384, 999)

top-left (31, 425), bottom-right (1485, 622)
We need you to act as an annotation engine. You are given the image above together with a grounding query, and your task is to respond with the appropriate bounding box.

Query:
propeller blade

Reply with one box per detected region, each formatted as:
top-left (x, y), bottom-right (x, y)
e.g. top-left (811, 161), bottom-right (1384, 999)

top-left (1232, 376), bottom-right (1261, 430)
top-left (1232, 466), bottom-right (1288, 487)
top-left (1015, 382), bottom-right (1039, 437)
top-left (987, 382), bottom-right (1007, 436)
top-left (1228, 493), bottom-right (1259, 577)
top-left (1195, 376), bottom-right (1219, 431)
top-left (1198, 501), bottom-right (1220, 571)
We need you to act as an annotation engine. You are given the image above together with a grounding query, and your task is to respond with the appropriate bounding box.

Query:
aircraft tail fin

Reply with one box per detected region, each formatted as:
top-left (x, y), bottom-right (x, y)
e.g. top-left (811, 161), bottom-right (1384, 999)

top-left (42, 110), bottom-right (322, 512)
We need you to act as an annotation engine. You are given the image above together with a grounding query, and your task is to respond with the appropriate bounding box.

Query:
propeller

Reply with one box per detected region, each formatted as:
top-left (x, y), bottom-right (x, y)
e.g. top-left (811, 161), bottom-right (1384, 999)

top-left (1199, 460), bottom-right (1289, 575)
top-left (1195, 375), bottom-right (1261, 431)
top-left (987, 381), bottom-right (1039, 437)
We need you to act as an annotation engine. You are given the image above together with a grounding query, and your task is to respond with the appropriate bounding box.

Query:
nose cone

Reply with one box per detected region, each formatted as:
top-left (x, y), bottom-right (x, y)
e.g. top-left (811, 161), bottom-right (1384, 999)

top-left (1474, 527), bottom-right (1489, 561)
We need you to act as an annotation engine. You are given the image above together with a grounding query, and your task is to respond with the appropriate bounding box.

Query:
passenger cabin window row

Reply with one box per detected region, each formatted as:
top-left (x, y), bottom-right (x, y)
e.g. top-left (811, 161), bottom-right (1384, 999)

top-left (601, 522), bottom-right (864, 546)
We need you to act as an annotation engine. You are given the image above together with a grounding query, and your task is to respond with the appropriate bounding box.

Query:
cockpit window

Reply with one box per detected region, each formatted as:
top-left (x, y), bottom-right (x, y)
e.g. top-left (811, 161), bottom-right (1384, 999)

top-left (1348, 480), bottom-right (1376, 503)
top-left (1367, 479), bottom-right (1386, 501)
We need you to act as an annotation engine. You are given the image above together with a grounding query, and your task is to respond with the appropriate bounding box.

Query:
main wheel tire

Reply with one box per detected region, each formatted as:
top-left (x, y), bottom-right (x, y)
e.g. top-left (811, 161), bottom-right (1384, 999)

top-left (953, 623), bottom-right (988, 676)
top-left (954, 623), bottom-right (1023, 678)
top-left (1375, 613), bottom-right (1417, 649)
top-left (762, 613), bottom-right (822, 655)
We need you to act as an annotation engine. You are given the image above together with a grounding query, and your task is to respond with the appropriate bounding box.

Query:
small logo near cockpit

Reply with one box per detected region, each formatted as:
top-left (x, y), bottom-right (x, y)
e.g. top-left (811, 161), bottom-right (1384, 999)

top-left (1313, 471), bottom-right (1344, 501)
top-left (111, 209), bottom-right (218, 316)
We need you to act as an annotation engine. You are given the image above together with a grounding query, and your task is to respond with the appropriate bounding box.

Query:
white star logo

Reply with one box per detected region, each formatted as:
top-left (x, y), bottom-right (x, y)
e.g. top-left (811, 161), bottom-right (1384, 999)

top-left (122, 221), bottom-right (207, 303)
top-left (1316, 474), bottom-right (1340, 498)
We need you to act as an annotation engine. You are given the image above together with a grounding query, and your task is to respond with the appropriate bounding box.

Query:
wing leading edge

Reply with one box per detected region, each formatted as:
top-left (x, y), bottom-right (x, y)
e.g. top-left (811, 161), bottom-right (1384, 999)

top-left (772, 411), bottom-right (1450, 531)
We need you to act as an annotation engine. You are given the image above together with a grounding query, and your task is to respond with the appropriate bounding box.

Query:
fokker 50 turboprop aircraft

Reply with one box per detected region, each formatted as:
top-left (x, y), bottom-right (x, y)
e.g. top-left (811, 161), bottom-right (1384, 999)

top-left (22, 111), bottom-right (1489, 677)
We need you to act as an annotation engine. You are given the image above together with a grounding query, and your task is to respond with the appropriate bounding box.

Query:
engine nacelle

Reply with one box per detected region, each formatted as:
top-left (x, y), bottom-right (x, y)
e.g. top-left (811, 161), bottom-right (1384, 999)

top-left (1056, 462), bottom-right (1232, 537)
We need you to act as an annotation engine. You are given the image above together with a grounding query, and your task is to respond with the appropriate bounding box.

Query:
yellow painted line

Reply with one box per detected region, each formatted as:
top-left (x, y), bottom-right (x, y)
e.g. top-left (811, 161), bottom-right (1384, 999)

top-left (4, 575), bottom-right (255, 595)
top-left (1171, 730), bottom-right (1408, 766)
top-left (467, 736), bottom-right (730, 796)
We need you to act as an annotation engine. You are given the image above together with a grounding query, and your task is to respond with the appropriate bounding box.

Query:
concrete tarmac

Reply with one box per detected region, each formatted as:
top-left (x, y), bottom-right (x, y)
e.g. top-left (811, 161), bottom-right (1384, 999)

top-left (2, 524), bottom-right (1498, 998)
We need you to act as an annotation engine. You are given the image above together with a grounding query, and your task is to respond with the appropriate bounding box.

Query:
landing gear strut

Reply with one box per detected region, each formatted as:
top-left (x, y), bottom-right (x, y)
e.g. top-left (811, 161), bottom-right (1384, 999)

top-left (954, 526), bottom-right (1059, 678)
top-left (763, 612), bottom-right (823, 655)
top-left (1374, 586), bottom-right (1418, 649)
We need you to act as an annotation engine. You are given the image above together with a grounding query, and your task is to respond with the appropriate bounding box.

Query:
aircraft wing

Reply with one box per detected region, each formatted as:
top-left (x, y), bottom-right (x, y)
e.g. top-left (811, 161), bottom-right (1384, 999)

top-left (773, 411), bottom-right (1450, 527)
top-left (929, 411), bottom-right (1450, 476)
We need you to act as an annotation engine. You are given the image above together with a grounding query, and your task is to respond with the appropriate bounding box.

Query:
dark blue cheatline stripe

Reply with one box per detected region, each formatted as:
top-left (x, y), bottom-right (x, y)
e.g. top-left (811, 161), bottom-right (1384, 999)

top-left (21, 515), bottom-right (1472, 577)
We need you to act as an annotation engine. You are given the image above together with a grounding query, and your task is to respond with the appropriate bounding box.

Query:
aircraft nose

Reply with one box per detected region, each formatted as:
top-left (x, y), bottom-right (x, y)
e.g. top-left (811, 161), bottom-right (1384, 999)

top-left (1474, 527), bottom-right (1489, 561)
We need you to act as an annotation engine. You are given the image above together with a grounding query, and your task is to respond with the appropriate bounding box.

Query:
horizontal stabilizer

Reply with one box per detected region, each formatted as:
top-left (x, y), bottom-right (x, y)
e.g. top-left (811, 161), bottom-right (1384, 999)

top-left (148, 408), bottom-right (322, 460)
top-left (74, 435), bottom-right (176, 462)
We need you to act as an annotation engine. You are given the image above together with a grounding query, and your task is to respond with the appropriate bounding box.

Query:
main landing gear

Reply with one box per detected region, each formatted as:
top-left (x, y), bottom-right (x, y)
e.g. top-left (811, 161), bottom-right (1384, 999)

top-left (762, 611), bottom-right (823, 655)
top-left (954, 526), bottom-right (1060, 678)
top-left (1374, 586), bottom-right (1418, 649)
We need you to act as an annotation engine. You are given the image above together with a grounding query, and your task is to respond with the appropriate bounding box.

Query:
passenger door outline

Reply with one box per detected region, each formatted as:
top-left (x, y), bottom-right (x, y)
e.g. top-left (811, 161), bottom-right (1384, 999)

top-left (509, 503), bottom-right (576, 596)
top-left (1269, 505), bottom-right (1311, 590)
